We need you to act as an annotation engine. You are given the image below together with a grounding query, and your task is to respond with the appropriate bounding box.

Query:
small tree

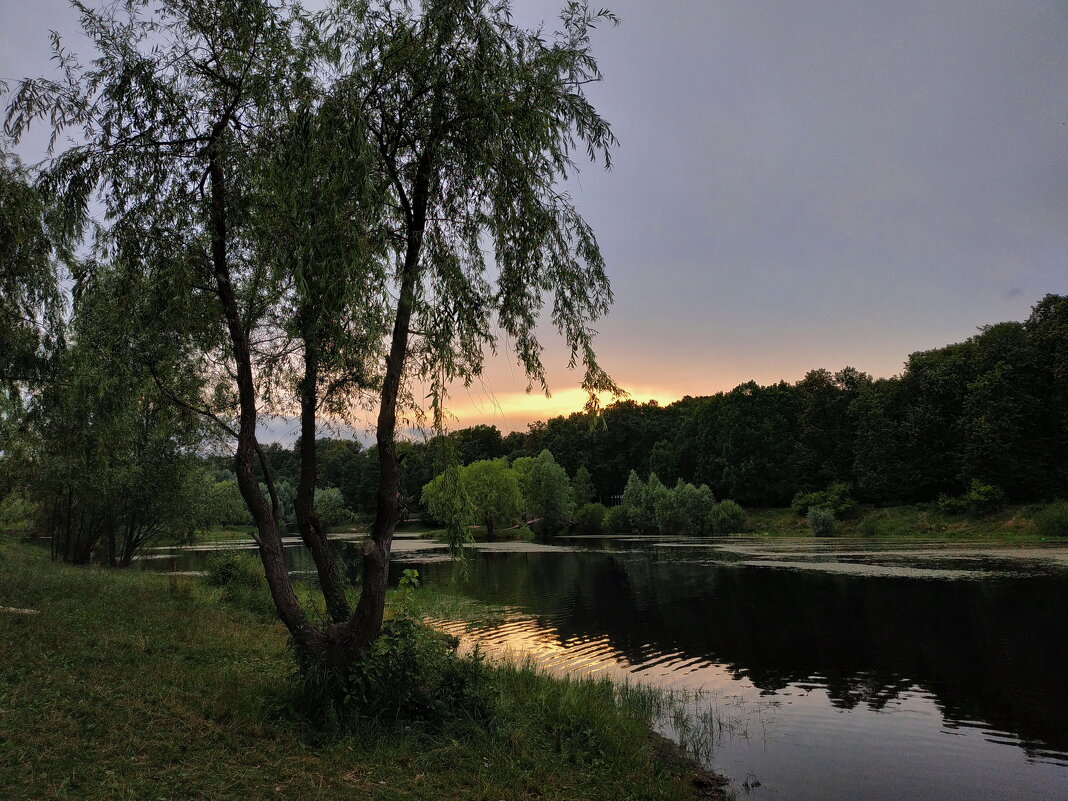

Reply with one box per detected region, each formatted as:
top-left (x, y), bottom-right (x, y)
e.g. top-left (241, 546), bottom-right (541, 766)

top-left (572, 466), bottom-right (597, 506)
top-left (526, 450), bottom-right (573, 538)
top-left (645, 473), bottom-right (671, 533)
top-left (670, 481), bottom-right (717, 536)
top-left (574, 502), bottom-right (606, 534)
top-left (621, 470), bottom-right (647, 533)
top-left (462, 458), bottom-right (523, 538)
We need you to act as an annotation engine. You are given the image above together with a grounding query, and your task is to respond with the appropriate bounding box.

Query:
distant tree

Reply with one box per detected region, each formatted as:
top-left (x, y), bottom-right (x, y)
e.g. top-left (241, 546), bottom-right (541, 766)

top-left (572, 466), bottom-right (597, 506)
top-left (645, 473), bottom-right (671, 532)
top-left (667, 480), bottom-right (716, 536)
top-left (421, 466), bottom-right (472, 542)
top-left (526, 450), bottom-right (573, 538)
top-left (573, 502), bottom-right (605, 534)
top-left (462, 458), bottom-right (523, 538)
top-left (648, 439), bottom-right (680, 485)
top-left (621, 470), bottom-right (647, 533)
top-left (313, 487), bottom-right (351, 531)
top-left (450, 425), bottom-right (506, 466)
top-left (206, 479), bottom-right (254, 527)
top-left (511, 455), bottom-right (537, 516)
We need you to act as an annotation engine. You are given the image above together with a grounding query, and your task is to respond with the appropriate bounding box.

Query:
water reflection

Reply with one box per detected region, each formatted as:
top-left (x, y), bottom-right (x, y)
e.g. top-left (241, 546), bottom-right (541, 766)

top-left (407, 545), bottom-right (1068, 755)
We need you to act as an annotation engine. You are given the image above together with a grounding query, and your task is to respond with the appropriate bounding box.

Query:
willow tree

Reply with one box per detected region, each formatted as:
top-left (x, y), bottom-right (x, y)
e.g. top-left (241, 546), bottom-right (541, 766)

top-left (7, 0), bottom-right (618, 676)
top-left (0, 152), bottom-right (68, 438)
top-left (5, 0), bottom-right (341, 642)
top-left (324, 0), bottom-right (619, 658)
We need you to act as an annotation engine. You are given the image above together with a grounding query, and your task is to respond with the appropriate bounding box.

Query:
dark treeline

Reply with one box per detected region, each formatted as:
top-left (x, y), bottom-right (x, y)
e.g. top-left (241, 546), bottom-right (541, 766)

top-left (250, 295), bottom-right (1067, 514)
top-left (526, 294), bottom-right (1068, 506)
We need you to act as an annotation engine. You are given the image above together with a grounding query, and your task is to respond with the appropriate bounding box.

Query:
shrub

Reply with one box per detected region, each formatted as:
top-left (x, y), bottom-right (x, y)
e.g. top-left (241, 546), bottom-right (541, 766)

top-left (807, 506), bottom-right (836, 537)
top-left (1034, 500), bottom-right (1068, 538)
top-left (204, 551), bottom-right (264, 588)
top-left (857, 510), bottom-right (888, 537)
top-left (337, 617), bottom-right (495, 724)
top-left (335, 540), bottom-right (364, 586)
top-left (0, 491), bottom-right (38, 529)
top-left (204, 551), bottom-right (275, 617)
top-left (707, 500), bottom-right (747, 534)
top-left (299, 570), bottom-right (496, 727)
top-left (664, 481), bottom-right (716, 535)
top-left (604, 504), bottom-right (629, 533)
top-left (938, 480), bottom-right (1007, 517)
top-left (792, 482), bottom-right (856, 518)
top-left (574, 503), bottom-right (606, 534)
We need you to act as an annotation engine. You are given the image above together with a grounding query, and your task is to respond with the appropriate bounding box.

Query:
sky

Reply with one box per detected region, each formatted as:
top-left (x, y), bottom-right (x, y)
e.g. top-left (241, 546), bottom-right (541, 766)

top-left (3, 0), bottom-right (1067, 438)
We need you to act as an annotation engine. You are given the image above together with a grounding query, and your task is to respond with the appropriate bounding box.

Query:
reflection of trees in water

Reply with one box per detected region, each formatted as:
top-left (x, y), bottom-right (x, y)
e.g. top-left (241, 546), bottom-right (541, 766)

top-left (412, 550), bottom-right (1068, 752)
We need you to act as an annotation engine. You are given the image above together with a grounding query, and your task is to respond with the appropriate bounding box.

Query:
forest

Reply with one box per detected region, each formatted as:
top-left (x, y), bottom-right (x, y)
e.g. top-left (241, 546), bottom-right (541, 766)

top-left (190, 293), bottom-right (1068, 525)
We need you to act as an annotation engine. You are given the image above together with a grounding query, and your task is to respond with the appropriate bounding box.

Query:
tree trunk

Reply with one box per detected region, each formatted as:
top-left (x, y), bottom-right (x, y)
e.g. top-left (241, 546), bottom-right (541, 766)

top-left (294, 338), bottom-right (351, 623)
top-left (106, 528), bottom-right (117, 568)
top-left (344, 165), bottom-right (430, 656)
top-left (206, 144), bottom-right (310, 647)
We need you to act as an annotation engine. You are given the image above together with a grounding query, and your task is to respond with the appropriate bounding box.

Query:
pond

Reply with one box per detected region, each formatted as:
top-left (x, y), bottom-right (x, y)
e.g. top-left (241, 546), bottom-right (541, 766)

top-left (144, 534), bottom-right (1068, 801)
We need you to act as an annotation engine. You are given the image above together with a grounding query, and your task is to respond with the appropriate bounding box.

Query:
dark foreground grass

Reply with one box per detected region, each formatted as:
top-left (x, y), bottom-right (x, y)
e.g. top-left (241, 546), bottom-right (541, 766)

top-left (0, 541), bottom-right (706, 801)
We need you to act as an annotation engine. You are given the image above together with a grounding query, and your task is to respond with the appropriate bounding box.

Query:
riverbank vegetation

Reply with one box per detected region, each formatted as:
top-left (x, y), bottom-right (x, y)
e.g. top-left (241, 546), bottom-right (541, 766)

top-left (0, 539), bottom-right (718, 801)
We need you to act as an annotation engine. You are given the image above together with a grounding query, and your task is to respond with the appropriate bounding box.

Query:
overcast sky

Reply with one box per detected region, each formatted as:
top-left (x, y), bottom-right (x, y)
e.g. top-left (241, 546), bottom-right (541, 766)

top-left (3, 0), bottom-right (1066, 437)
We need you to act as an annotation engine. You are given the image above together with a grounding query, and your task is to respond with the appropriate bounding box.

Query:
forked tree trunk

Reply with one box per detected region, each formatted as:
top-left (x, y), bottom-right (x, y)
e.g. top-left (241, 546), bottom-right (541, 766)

top-left (332, 165), bottom-right (429, 662)
top-left (207, 146), bottom-right (310, 648)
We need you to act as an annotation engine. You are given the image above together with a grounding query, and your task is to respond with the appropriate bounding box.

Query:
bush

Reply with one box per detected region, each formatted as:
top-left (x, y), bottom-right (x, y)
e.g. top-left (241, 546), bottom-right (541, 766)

top-left (299, 570), bottom-right (496, 727)
top-left (604, 504), bottom-right (629, 533)
top-left (808, 506), bottom-right (836, 537)
top-left (1035, 500), bottom-right (1068, 538)
top-left (335, 540), bottom-right (364, 586)
top-left (707, 500), bottom-right (747, 534)
top-left (204, 551), bottom-right (264, 588)
top-left (337, 617), bottom-right (495, 724)
top-left (573, 503), bottom-right (606, 534)
top-left (937, 480), bottom-right (1007, 517)
top-left (663, 481), bottom-right (716, 535)
top-left (0, 491), bottom-right (38, 529)
top-left (204, 551), bottom-right (275, 617)
top-left (857, 510), bottom-right (888, 537)
top-left (792, 482), bottom-right (856, 518)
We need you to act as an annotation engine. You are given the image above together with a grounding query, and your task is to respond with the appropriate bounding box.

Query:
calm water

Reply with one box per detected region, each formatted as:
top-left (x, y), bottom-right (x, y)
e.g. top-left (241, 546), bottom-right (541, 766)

top-left (145, 535), bottom-right (1068, 800)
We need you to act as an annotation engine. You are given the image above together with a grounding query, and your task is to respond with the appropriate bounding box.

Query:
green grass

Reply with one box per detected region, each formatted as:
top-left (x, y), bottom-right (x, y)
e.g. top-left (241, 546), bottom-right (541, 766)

top-left (744, 503), bottom-right (1066, 541)
top-left (0, 541), bottom-right (708, 801)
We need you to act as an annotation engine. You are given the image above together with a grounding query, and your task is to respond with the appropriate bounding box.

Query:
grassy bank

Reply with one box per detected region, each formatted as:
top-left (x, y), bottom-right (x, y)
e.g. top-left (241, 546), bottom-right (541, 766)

top-left (0, 540), bottom-right (714, 801)
top-left (745, 503), bottom-right (1067, 540)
